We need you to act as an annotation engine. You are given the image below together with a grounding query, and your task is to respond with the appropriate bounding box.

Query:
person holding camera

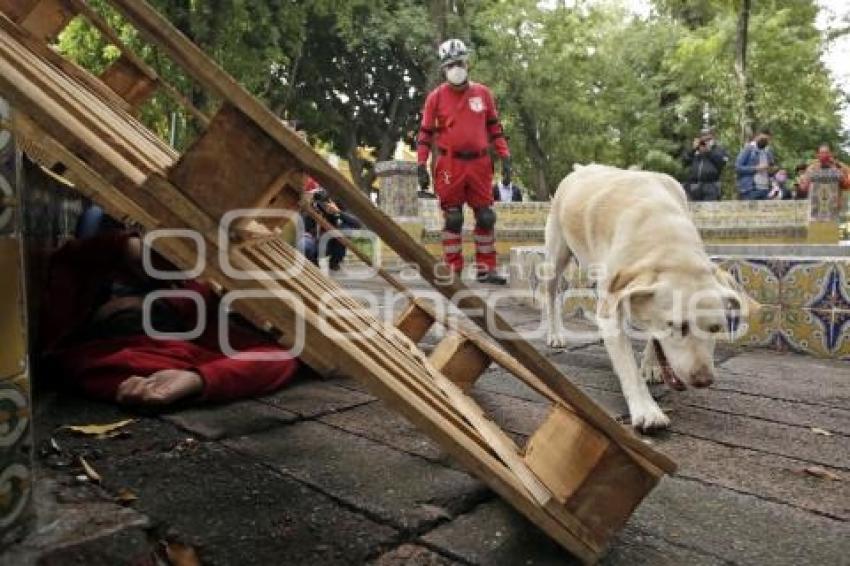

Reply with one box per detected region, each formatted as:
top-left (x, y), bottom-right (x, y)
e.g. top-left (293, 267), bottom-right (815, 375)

top-left (682, 128), bottom-right (728, 201)
top-left (416, 39), bottom-right (510, 285)
top-left (735, 128), bottom-right (777, 200)
top-left (300, 186), bottom-right (361, 271)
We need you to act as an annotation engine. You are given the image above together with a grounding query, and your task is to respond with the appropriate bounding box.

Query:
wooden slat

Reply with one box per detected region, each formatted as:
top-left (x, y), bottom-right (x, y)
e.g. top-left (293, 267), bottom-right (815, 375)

top-left (429, 332), bottom-right (491, 392)
top-left (565, 443), bottom-right (660, 546)
top-left (168, 103), bottom-right (297, 219)
top-left (17, 0), bottom-right (75, 42)
top-left (524, 405), bottom-right (610, 505)
top-left (394, 301), bottom-right (435, 343)
top-left (99, 53), bottom-right (158, 109)
top-left (0, 0), bottom-right (40, 21)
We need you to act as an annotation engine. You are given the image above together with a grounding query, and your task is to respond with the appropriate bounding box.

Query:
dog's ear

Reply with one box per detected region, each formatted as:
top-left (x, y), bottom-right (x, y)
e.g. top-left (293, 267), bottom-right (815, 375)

top-left (713, 266), bottom-right (761, 317)
top-left (599, 268), bottom-right (657, 320)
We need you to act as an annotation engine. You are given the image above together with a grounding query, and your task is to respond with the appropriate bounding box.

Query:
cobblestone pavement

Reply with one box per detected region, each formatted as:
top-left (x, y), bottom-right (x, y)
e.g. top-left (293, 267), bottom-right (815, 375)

top-left (6, 274), bottom-right (849, 565)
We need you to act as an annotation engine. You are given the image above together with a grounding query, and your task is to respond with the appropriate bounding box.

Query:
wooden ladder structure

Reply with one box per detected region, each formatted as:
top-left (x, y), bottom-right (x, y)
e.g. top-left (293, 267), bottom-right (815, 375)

top-left (0, 1), bottom-right (676, 562)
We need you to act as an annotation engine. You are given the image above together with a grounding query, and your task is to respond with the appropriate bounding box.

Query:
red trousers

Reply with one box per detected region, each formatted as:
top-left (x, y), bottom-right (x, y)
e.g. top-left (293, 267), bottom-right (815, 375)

top-left (52, 330), bottom-right (298, 403)
top-left (433, 154), bottom-right (496, 273)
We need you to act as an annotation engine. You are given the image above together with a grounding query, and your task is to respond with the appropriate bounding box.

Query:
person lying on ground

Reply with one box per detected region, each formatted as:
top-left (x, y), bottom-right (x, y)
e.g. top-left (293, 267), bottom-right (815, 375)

top-left (40, 210), bottom-right (300, 408)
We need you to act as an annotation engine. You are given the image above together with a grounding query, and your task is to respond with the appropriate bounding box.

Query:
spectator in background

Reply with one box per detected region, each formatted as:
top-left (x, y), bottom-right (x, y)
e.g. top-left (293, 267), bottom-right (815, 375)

top-left (798, 143), bottom-right (850, 197)
top-left (736, 128), bottom-right (776, 200)
top-left (768, 169), bottom-right (791, 200)
top-left (682, 128), bottom-right (728, 201)
top-left (492, 177), bottom-right (523, 202)
top-left (792, 163), bottom-right (810, 199)
top-left (300, 186), bottom-right (361, 271)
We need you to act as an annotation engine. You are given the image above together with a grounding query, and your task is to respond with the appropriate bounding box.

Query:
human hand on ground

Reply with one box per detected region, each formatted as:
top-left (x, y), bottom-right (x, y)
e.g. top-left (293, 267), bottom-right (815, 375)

top-left (116, 370), bottom-right (204, 406)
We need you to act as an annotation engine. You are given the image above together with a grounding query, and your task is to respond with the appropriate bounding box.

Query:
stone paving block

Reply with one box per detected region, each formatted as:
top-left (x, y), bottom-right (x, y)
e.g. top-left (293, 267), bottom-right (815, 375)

top-left (422, 500), bottom-right (723, 566)
top-left (632, 477), bottom-right (850, 566)
top-left (224, 421), bottom-right (489, 530)
top-left (674, 387), bottom-right (850, 436)
top-left (422, 500), bottom-right (578, 565)
top-left (319, 402), bottom-right (449, 465)
top-left (372, 543), bottom-right (461, 565)
top-left (670, 405), bottom-right (850, 469)
top-left (161, 400), bottom-right (298, 440)
top-left (654, 434), bottom-right (849, 520)
top-left (719, 351), bottom-right (850, 408)
top-left (96, 441), bottom-right (397, 565)
top-left (256, 377), bottom-right (375, 418)
top-left (470, 390), bottom-right (550, 437)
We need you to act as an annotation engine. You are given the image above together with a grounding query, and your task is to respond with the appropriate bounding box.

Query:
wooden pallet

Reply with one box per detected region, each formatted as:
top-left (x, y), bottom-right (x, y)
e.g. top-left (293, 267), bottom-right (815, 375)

top-left (0, 2), bottom-right (676, 562)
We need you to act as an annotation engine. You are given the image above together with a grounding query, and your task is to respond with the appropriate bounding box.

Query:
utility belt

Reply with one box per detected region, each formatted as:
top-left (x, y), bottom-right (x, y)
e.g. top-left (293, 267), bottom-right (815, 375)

top-left (438, 148), bottom-right (489, 160)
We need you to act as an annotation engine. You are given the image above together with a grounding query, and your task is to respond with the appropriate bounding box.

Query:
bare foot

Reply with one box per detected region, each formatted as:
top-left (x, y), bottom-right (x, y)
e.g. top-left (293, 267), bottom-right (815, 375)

top-left (116, 370), bottom-right (204, 407)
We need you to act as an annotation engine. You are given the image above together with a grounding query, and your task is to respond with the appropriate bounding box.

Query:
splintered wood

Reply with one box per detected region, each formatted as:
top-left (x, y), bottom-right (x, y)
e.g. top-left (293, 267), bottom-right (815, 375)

top-left (0, 1), bottom-right (675, 562)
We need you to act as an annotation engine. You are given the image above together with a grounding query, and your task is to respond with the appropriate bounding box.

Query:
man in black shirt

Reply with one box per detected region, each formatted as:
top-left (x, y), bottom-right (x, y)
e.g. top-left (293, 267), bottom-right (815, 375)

top-left (682, 128), bottom-right (728, 201)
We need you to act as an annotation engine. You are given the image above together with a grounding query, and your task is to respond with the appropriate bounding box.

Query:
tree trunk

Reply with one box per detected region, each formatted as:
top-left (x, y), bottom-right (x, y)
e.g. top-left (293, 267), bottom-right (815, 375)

top-left (734, 0), bottom-right (754, 144)
top-left (517, 106), bottom-right (549, 200)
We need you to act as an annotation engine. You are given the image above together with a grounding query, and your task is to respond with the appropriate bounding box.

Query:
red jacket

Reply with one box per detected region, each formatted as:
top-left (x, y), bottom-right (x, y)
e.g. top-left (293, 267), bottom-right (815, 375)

top-left (417, 82), bottom-right (509, 164)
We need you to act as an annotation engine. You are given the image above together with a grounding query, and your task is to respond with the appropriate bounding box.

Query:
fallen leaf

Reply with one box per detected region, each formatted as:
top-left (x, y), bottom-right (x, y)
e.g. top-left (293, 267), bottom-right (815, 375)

top-left (802, 466), bottom-right (841, 481)
top-left (79, 456), bottom-right (102, 483)
top-left (62, 419), bottom-right (135, 438)
top-left (49, 437), bottom-right (61, 453)
top-left (810, 427), bottom-right (833, 437)
top-left (164, 542), bottom-right (201, 566)
top-left (116, 488), bottom-right (138, 504)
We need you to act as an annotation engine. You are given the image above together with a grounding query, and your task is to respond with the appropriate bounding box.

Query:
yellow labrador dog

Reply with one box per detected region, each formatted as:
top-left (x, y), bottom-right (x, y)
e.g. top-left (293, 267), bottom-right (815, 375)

top-left (543, 164), bottom-right (753, 431)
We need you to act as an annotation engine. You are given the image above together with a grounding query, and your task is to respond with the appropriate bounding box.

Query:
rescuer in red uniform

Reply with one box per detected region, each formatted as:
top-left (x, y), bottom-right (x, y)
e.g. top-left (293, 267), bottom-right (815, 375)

top-left (417, 39), bottom-right (511, 284)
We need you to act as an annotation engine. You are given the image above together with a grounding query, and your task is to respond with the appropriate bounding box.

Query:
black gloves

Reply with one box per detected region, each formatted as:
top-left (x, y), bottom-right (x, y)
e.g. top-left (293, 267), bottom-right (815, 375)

top-left (417, 163), bottom-right (430, 191)
top-left (502, 156), bottom-right (512, 186)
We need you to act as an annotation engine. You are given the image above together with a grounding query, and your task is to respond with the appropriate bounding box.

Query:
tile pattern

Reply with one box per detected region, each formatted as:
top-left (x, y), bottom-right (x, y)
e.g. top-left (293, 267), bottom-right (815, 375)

top-left (0, 108), bottom-right (33, 546)
top-left (509, 246), bottom-right (850, 360)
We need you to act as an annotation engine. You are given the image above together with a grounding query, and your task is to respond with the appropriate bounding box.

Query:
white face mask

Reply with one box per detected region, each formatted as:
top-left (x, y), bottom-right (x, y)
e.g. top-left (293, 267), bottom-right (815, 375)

top-left (446, 66), bottom-right (468, 86)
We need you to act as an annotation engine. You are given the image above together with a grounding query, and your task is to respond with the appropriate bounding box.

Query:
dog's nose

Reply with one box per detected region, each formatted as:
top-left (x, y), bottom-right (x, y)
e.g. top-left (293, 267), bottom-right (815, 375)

top-left (690, 366), bottom-right (714, 388)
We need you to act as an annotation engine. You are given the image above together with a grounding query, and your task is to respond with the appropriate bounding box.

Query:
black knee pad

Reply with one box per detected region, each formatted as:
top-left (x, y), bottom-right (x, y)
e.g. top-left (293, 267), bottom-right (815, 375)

top-left (474, 207), bottom-right (497, 230)
top-left (444, 207), bottom-right (464, 233)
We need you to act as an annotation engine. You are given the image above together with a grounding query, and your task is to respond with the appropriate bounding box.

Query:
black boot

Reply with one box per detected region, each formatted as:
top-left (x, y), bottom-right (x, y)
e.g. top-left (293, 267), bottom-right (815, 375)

top-left (476, 271), bottom-right (507, 285)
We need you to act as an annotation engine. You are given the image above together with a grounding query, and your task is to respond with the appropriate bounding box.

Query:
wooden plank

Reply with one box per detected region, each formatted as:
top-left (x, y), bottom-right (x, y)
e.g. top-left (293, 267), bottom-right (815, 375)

top-left (99, 53), bottom-right (158, 108)
top-left (394, 301), bottom-right (434, 343)
top-left (0, 0), bottom-right (40, 21)
top-left (565, 442), bottom-right (660, 547)
top-left (429, 332), bottom-right (491, 392)
top-left (524, 405), bottom-right (610, 505)
top-left (105, 0), bottom-right (675, 474)
top-left (17, 0), bottom-right (76, 42)
top-left (167, 103), bottom-right (296, 220)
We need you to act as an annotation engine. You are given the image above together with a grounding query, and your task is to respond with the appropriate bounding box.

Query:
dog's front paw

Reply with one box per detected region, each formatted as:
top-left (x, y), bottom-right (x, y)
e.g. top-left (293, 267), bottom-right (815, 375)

top-left (629, 404), bottom-right (671, 433)
top-left (640, 361), bottom-right (665, 384)
top-left (546, 332), bottom-right (569, 349)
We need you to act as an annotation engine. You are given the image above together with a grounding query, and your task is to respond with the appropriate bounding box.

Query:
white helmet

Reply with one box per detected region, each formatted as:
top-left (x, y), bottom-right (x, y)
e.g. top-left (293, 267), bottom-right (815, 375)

top-left (438, 39), bottom-right (469, 67)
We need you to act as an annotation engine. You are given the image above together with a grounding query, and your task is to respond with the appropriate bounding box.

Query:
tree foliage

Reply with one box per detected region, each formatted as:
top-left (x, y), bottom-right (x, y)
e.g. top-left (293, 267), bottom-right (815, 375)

top-left (55, 0), bottom-right (846, 198)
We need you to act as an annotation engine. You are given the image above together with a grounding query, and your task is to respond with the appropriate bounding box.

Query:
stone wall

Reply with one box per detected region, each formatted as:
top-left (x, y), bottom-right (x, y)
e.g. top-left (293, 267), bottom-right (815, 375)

top-left (508, 246), bottom-right (850, 360)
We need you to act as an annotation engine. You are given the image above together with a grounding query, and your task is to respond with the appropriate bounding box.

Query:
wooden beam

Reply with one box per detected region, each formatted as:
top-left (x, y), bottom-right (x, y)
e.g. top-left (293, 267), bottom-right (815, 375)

top-left (99, 53), bottom-right (158, 109)
top-left (394, 301), bottom-right (435, 343)
top-left (14, 0), bottom-right (76, 42)
top-left (524, 405), bottom-right (609, 505)
top-left (429, 332), bottom-right (491, 392)
top-left (167, 103), bottom-right (296, 220)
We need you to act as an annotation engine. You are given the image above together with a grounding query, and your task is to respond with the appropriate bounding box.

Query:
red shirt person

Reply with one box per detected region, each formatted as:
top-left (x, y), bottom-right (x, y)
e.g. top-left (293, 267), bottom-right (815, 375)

top-left (417, 39), bottom-right (511, 284)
